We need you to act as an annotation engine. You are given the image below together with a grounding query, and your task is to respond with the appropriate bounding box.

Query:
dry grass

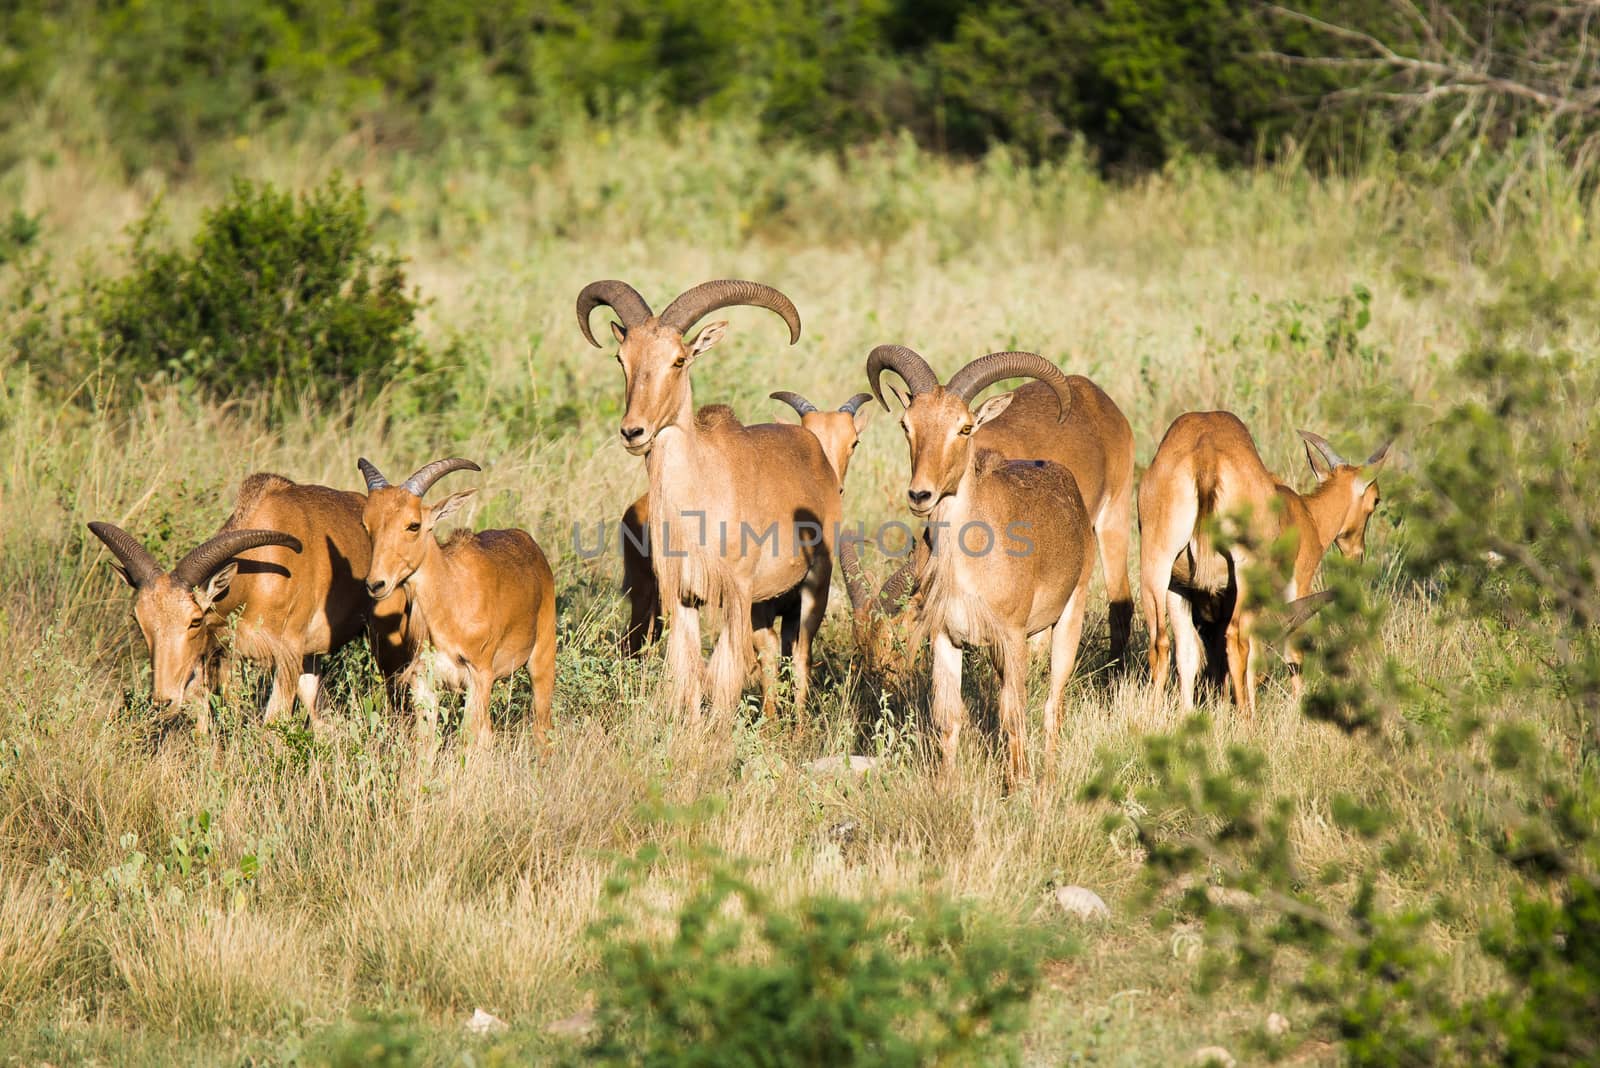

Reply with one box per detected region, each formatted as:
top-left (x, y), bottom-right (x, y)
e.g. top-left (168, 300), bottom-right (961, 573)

top-left (0, 113), bottom-right (1588, 1063)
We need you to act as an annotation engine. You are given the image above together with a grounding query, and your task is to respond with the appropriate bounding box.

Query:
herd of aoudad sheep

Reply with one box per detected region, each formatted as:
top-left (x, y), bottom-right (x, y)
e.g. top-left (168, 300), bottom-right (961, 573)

top-left (89, 278), bottom-right (1391, 784)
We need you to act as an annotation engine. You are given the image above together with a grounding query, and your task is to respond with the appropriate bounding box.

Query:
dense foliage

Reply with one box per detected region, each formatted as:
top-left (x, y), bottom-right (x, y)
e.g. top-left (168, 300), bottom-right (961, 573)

top-left (4, 1), bottom-right (1597, 172)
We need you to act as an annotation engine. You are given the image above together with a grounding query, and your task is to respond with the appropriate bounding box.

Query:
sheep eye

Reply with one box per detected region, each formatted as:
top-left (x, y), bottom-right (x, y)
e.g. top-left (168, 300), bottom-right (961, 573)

top-left (188, 618), bottom-right (203, 630)
top-left (407, 522), bottom-right (421, 533)
top-left (958, 424), bottom-right (974, 437)
top-left (672, 357), bottom-right (687, 369)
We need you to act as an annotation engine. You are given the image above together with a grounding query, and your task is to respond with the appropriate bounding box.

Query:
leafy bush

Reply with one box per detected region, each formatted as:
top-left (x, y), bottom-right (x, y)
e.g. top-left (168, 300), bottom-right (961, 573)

top-left (94, 177), bottom-right (429, 414)
top-left (580, 838), bottom-right (1040, 1066)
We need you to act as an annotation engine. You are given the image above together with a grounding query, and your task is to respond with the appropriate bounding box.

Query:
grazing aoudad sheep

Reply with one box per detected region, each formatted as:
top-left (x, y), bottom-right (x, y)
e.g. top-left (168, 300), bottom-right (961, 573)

top-left (89, 472), bottom-right (411, 734)
top-left (869, 344), bottom-right (1097, 783)
top-left (1139, 412), bottom-right (1391, 714)
top-left (578, 278), bottom-right (842, 721)
top-left (358, 457), bottom-right (557, 750)
top-left (621, 389), bottom-right (874, 715)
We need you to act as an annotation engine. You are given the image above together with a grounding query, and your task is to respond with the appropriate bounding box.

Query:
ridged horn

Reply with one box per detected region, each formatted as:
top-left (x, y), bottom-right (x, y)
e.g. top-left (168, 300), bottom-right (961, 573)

top-left (1297, 430), bottom-right (1346, 467)
top-left (865, 344), bottom-right (939, 410)
top-left (837, 392), bottom-right (873, 416)
top-left (1284, 590), bottom-right (1336, 633)
top-left (770, 390), bottom-right (818, 416)
top-left (837, 534), bottom-right (873, 616)
top-left (576, 280), bottom-right (654, 348)
top-left (657, 279), bottom-right (801, 344)
top-left (946, 351), bottom-right (1072, 422)
top-left (358, 458), bottom-right (390, 492)
top-left (172, 529), bottom-right (303, 589)
top-left (401, 457), bottom-right (481, 498)
top-left (87, 521), bottom-right (164, 589)
top-left (877, 559), bottom-right (917, 619)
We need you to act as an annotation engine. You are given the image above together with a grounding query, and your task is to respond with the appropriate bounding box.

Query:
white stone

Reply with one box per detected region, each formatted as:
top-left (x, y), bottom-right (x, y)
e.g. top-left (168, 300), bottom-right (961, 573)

top-left (1193, 1046), bottom-right (1236, 1067)
top-left (1266, 1012), bottom-right (1290, 1037)
top-left (465, 1008), bottom-right (507, 1036)
top-left (1054, 885), bottom-right (1110, 920)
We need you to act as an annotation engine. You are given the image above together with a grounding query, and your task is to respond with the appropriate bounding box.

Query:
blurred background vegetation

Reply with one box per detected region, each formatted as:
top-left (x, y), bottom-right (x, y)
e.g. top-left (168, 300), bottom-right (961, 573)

top-left (4, 0), bottom-right (1597, 177)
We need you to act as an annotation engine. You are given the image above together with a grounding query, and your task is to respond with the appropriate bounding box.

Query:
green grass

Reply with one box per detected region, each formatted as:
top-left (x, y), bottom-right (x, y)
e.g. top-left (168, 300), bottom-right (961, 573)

top-left (2, 110), bottom-right (1595, 1064)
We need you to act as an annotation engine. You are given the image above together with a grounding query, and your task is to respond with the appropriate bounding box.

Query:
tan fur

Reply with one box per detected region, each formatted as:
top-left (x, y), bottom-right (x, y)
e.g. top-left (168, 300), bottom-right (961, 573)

top-left (621, 398), bottom-right (872, 720)
top-left (610, 314), bottom-right (841, 722)
top-left (970, 377), bottom-right (1136, 662)
top-left (1139, 412), bottom-right (1388, 714)
top-left (113, 474), bottom-right (410, 734)
top-left (892, 387), bottom-right (1097, 785)
top-left (362, 478), bottom-right (557, 751)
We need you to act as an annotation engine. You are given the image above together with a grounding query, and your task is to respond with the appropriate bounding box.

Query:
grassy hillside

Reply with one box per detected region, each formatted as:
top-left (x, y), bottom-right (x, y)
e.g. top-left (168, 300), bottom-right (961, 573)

top-left (1, 113), bottom-right (1596, 1063)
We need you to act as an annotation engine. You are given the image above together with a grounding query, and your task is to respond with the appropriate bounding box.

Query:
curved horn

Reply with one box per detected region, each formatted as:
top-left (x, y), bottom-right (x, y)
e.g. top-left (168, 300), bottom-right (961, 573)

top-left (401, 457), bottom-right (481, 497)
top-left (837, 534), bottom-right (873, 616)
top-left (358, 457), bottom-right (390, 492)
top-left (1297, 430), bottom-right (1346, 467)
top-left (770, 390), bottom-right (818, 417)
top-left (837, 392), bottom-right (873, 416)
top-left (1283, 590), bottom-right (1336, 633)
top-left (946, 351), bottom-right (1072, 422)
top-left (87, 521), bottom-right (164, 588)
top-left (877, 559), bottom-right (917, 619)
top-left (865, 344), bottom-right (939, 410)
top-left (172, 529), bottom-right (302, 589)
top-left (657, 279), bottom-right (801, 344)
top-left (576, 280), bottom-right (654, 348)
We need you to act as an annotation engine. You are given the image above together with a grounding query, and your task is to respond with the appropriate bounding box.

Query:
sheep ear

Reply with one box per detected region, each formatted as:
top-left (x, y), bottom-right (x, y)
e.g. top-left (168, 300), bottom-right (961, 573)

top-left (885, 383), bottom-right (912, 413)
top-left (852, 404), bottom-right (877, 434)
top-left (688, 320), bottom-right (729, 359)
top-left (195, 562), bottom-right (238, 613)
top-left (972, 391), bottom-right (1015, 429)
top-left (610, 320), bottom-right (627, 344)
top-left (428, 490), bottom-right (476, 529)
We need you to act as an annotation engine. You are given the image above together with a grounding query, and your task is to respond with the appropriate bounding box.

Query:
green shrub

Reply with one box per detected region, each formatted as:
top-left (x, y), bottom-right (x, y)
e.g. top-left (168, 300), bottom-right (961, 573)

top-left (94, 177), bottom-right (429, 415)
top-left (579, 840), bottom-right (1040, 1066)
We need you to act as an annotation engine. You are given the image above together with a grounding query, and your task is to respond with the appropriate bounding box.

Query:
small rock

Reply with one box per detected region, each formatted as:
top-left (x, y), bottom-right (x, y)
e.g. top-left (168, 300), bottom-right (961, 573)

top-left (545, 1006), bottom-right (597, 1038)
top-left (1266, 1012), bottom-right (1290, 1037)
top-left (802, 754), bottom-right (879, 775)
top-left (1193, 1046), bottom-right (1236, 1067)
top-left (465, 1008), bottom-right (507, 1036)
top-left (1054, 885), bottom-right (1110, 920)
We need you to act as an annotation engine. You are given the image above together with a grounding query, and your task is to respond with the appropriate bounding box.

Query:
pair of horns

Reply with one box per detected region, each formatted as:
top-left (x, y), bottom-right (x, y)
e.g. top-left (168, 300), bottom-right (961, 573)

top-left (87, 521), bottom-right (301, 591)
top-left (770, 391), bottom-right (873, 418)
top-left (576, 279), bottom-right (802, 348)
top-left (866, 345), bottom-right (1073, 423)
top-left (838, 532), bottom-right (917, 622)
top-left (359, 457), bottom-right (481, 496)
top-left (1298, 430), bottom-right (1391, 471)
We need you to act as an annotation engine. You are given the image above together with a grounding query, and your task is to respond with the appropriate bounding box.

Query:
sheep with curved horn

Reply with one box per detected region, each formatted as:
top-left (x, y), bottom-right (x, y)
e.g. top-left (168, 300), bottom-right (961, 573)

top-left (359, 456), bottom-right (557, 752)
top-left (583, 277), bottom-right (838, 722)
top-left (870, 344), bottom-right (1097, 784)
top-left (865, 340), bottom-right (1138, 665)
top-left (1140, 413), bottom-right (1391, 714)
top-left (620, 387), bottom-right (877, 719)
top-left (88, 470), bottom-right (412, 733)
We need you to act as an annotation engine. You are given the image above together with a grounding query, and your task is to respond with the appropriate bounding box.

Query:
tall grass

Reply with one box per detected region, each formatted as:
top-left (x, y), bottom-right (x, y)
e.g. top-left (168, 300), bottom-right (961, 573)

top-left (2, 108), bottom-right (1595, 1062)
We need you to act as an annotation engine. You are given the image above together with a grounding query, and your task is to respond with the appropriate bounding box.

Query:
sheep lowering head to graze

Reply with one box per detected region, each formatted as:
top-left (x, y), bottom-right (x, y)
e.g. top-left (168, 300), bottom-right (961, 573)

top-left (89, 472), bottom-right (413, 735)
top-left (869, 345), bottom-right (1097, 784)
top-left (89, 522), bottom-right (302, 728)
top-left (579, 278), bottom-right (841, 723)
top-left (1139, 412), bottom-right (1391, 714)
top-left (358, 456), bottom-right (557, 751)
